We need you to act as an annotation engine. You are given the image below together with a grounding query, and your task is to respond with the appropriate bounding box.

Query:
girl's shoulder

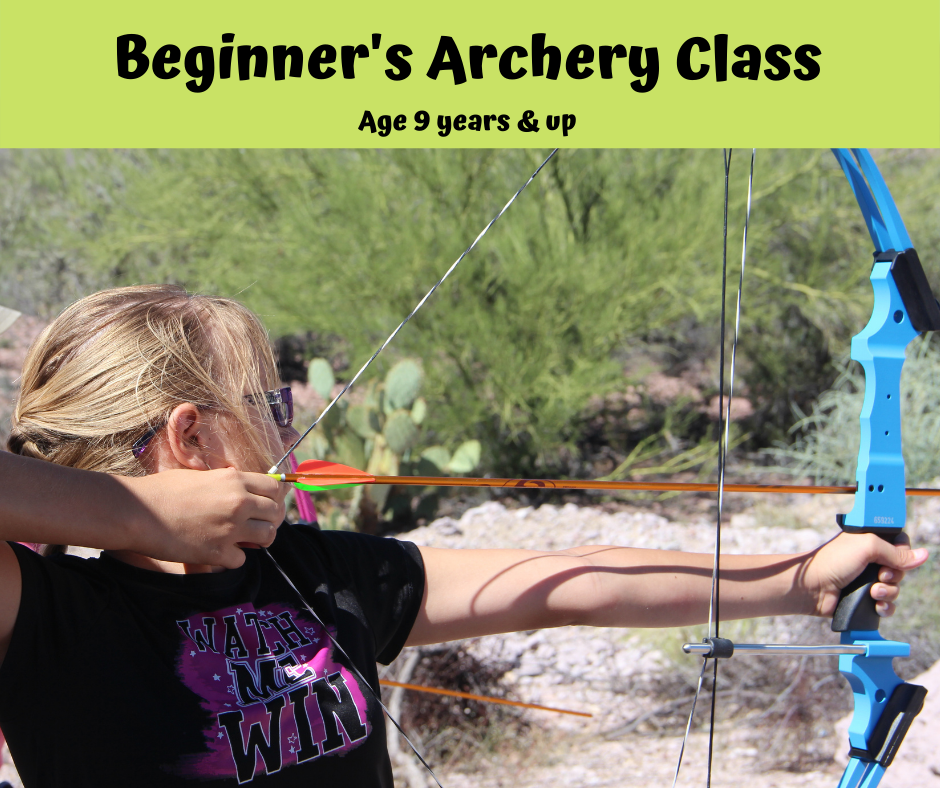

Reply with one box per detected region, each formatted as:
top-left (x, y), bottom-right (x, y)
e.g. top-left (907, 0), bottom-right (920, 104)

top-left (266, 524), bottom-right (425, 664)
top-left (269, 523), bottom-right (424, 580)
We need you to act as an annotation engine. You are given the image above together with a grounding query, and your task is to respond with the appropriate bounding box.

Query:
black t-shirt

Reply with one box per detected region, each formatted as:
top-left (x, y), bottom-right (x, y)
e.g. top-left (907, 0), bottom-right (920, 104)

top-left (0, 525), bottom-right (425, 787)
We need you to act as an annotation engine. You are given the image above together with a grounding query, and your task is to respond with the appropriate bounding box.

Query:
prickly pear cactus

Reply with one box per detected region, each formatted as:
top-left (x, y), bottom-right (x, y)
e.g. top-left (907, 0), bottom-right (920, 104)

top-left (384, 409), bottom-right (419, 455)
top-left (410, 397), bottom-right (427, 425)
top-left (384, 360), bottom-right (423, 411)
top-left (332, 432), bottom-right (367, 474)
top-left (362, 379), bottom-right (383, 413)
top-left (300, 355), bottom-right (483, 531)
top-left (419, 446), bottom-right (451, 472)
top-left (365, 434), bottom-right (399, 511)
top-left (445, 440), bottom-right (482, 474)
top-left (307, 358), bottom-right (335, 400)
top-left (346, 403), bottom-right (380, 439)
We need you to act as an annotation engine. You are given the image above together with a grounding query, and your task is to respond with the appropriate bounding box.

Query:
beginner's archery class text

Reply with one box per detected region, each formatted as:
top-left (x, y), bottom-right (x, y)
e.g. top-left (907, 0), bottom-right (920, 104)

top-left (116, 33), bottom-right (822, 94)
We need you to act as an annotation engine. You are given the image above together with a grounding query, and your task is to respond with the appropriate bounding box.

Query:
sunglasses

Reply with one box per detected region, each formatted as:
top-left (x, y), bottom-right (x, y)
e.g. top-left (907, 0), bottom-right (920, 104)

top-left (131, 387), bottom-right (294, 458)
top-left (245, 387), bottom-right (294, 428)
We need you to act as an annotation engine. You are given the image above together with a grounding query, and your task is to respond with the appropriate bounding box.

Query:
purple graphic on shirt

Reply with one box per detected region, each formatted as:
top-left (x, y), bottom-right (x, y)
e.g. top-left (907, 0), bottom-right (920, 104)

top-left (173, 603), bottom-right (370, 783)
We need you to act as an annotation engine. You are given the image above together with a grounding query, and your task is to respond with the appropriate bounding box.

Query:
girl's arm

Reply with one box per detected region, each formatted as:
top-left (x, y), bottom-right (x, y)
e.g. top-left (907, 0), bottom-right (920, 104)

top-left (0, 453), bottom-right (288, 664)
top-left (0, 453), bottom-right (287, 563)
top-left (407, 533), bottom-right (928, 646)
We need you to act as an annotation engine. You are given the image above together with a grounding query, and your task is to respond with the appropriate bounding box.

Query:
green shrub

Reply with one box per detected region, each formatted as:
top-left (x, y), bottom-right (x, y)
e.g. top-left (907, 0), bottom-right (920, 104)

top-left (5, 149), bottom-right (940, 480)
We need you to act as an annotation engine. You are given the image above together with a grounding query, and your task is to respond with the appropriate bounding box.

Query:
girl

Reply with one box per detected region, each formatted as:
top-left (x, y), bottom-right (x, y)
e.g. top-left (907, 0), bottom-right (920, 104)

top-left (0, 285), bottom-right (925, 787)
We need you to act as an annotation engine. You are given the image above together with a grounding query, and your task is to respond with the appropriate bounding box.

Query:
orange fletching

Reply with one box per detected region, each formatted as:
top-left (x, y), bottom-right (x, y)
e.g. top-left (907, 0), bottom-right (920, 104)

top-left (293, 459), bottom-right (375, 489)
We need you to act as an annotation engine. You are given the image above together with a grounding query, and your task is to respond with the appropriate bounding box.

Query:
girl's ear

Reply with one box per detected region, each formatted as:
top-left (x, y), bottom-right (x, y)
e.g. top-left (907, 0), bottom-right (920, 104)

top-left (164, 403), bottom-right (209, 471)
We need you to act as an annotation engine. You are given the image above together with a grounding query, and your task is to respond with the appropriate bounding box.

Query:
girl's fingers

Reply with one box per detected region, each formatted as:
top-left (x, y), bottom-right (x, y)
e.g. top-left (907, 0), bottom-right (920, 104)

top-left (240, 471), bottom-right (291, 502)
top-left (239, 519), bottom-right (279, 548)
top-left (241, 495), bottom-right (286, 528)
top-left (871, 582), bottom-right (900, 603)
top-left (876, 600), bottom-right (896, 618)
top-left (879, 567), bottom-right (902, 583)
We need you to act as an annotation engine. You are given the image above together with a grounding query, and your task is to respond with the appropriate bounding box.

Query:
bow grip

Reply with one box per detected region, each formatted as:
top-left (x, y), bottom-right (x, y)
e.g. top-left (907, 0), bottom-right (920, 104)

top-left (831, 528), bottom-right (898, 632)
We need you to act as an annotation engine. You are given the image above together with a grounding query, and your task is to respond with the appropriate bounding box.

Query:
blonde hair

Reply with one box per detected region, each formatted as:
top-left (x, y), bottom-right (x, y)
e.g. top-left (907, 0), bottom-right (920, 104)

top-left (9, 285), bottom-right (281, 553)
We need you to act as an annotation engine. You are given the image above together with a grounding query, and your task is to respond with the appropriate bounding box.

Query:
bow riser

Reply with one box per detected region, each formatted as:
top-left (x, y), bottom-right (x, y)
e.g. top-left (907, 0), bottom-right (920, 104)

top-left (838, 261), bottom-right (918, 534)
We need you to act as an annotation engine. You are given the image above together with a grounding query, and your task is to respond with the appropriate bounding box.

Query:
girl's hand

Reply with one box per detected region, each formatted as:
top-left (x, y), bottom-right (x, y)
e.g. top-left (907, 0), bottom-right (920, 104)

top-left (805, 532), bottom-right (929, 619)
top-left (122, 467), bottom-right (289, 568)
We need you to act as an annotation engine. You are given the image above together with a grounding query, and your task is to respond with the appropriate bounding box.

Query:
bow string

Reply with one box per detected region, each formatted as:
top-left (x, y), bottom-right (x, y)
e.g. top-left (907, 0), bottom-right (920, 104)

top-left (264, 150), bottom-right (560, 788)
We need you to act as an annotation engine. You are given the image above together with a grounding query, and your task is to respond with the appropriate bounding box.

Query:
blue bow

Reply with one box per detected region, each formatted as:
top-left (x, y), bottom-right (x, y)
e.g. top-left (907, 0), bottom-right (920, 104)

top-left (829, 148), bottom-right (934, 788)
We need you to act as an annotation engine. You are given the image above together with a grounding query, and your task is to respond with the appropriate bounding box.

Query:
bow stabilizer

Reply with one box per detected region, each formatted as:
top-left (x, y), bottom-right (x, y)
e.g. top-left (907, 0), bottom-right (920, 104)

top-left (829, 148), bottom-right (934, 788)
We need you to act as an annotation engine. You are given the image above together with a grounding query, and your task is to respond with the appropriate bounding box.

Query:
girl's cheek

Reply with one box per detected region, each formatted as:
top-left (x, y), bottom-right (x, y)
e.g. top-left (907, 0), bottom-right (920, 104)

top-left (279, 426), bottom-right (300, 452)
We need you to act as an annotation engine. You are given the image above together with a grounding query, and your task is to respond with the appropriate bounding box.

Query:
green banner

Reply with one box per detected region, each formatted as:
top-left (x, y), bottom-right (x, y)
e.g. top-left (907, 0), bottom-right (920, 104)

top-left (1, 0), bottom-right (937, 146)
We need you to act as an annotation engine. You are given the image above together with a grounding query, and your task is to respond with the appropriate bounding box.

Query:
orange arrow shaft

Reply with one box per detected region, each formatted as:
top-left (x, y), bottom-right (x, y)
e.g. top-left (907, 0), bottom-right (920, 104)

top-left (282, 473), bottom-right (940, 497)
top-left (378, 679), bottom-right (592, 717)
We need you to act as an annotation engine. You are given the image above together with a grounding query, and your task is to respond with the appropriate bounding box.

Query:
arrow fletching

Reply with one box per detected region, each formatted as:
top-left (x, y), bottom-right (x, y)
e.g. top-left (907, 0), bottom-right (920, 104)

top-left (279, 459), bottom-right (375, 491)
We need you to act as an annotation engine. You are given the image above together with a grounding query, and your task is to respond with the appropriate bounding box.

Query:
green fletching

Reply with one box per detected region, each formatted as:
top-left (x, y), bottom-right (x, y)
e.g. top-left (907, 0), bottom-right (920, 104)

top-left (294, 481), bottom-right (362, 492)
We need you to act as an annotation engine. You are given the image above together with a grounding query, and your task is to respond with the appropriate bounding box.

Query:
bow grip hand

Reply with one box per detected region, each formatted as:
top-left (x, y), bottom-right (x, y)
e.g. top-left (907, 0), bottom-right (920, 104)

top-left (832, 558), bottom-right (889, 632)
top-left (831, 530), bottom-right (903, 632)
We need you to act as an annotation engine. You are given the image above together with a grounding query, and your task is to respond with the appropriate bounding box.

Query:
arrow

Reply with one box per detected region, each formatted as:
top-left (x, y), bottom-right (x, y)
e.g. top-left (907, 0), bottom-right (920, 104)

top-left (271, 460), bottom-right (940, 496)
top-left (377, 679), bottom-right (592, 718)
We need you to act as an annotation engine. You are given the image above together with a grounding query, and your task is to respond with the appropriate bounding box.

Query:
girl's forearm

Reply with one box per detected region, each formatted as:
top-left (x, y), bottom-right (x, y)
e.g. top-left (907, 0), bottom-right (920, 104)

top-left (0, 452), bottom-right (141, 549)
top-left (413, 544), bottom-right (819, 646)
top-left (0, 455), bottom-right (287, 567)
top-left (567, 545), bottom-right (814, 628)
